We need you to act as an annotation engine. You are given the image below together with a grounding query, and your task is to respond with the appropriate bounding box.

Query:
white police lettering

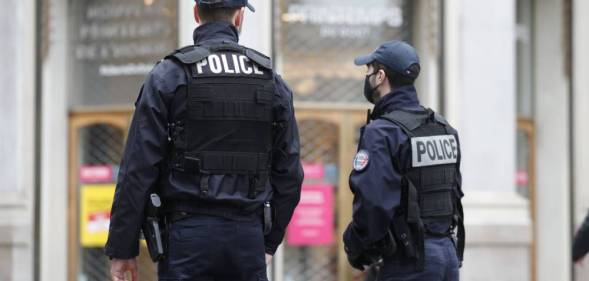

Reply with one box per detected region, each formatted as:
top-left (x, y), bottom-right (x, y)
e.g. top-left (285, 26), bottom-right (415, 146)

top-left (411, 135), bottom-right (458, 167)
top-left (221, 54), bottom-right (235, 74)
top-left (196, 58), bottom-right (208, 73)
top-left (209, 54), bottom-right (222, 74)
top-left (239, 55), bottom-right (253, 74)
top-left (232, 54), bottom-right (241, 74)
top-left (195, 53), bottom-right (265, 76)
top-left (253, 63), bottom-right (264, 75)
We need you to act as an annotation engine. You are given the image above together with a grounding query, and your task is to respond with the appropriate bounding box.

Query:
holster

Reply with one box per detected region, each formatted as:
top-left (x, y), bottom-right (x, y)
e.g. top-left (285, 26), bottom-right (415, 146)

top-left (141, 193), bottom-right (167, 262)
top-left (142, 216), bottom-right (166, 262)
top-left (263, 201), bottom-right (272, 235)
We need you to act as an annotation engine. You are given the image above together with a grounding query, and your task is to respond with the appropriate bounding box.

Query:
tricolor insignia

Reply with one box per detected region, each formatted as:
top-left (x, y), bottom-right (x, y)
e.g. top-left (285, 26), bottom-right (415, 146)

top-left (353, 150), bottom-right (370, 171)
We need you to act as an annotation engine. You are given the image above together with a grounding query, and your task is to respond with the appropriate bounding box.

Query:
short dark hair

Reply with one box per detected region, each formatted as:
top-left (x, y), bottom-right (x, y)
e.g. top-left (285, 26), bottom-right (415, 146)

top-left (370, 61), bottom-right (420, 88)
top-left (198, 6), bottom-right (240, 23)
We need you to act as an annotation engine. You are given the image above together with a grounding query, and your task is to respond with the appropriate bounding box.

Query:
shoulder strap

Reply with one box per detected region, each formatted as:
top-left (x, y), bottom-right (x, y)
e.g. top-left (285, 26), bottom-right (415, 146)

top-left (380, 110), bottom-right (428, 136)
top-left (434, 113), bottom-right (449, 126)
top-left (167, 45), bottom-right (211, 65)
top-left (245, 49), bottom-right (273, 70)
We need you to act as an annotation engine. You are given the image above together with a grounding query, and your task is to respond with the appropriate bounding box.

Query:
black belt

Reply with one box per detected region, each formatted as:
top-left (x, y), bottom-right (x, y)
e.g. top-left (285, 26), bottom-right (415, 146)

top-left (165, 202), bottom-right (263, 222)
top-left (168, 211), bottom-right (194, 223)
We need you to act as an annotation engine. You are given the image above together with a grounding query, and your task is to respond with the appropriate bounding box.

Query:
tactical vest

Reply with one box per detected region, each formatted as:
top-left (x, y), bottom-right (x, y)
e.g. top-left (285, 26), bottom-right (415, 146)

top-left (381, 108), bottom-right (465, 269)
top-left (167, 42), bottom-right (275, 200)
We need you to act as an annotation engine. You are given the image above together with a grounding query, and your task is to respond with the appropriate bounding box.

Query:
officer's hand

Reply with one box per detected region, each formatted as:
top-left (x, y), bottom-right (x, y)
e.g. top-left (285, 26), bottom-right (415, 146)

top-left (110, 258), bottom-right (138, 281)
top-left (347, 254), bottom-right (366, 271)
top-left (265, 254), bottom-right (273, 265)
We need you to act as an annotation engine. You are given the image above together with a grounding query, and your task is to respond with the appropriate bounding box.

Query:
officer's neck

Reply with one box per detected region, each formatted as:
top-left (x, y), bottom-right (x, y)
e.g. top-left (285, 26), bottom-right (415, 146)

top-left (193, 21), bottom-right (240, 44)
top-left (374, 84), bottom-right (393, 104)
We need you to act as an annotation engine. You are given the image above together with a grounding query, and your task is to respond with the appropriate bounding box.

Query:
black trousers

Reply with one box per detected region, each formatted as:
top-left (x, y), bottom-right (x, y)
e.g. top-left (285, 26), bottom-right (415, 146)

top-left (370, 237), bottom-right (459, 281)
top-left (158, 214), bottom-right (268, 281)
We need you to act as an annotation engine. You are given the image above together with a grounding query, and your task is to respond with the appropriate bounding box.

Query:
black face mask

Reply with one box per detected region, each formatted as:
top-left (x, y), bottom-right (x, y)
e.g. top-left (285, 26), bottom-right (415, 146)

top-left (363, 72), bottom-right (379, 104)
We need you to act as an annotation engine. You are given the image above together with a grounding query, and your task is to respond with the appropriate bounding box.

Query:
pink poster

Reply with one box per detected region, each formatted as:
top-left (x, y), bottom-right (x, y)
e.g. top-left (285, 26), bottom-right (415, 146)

top-left (287, 184), bottom-right (334, 246)
top-left (79, 165), bottom-right (114, 183)
top-left (302, 163), bottom-right (325, 180)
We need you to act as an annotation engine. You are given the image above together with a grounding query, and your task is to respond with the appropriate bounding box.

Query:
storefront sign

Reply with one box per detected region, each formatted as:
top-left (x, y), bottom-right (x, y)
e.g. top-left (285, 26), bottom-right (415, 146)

top-left (69, 0), bottom-right (178, 106)
top-left (80, 185), bottom-right (115, 247)
top-left (287, 184), bottom-right (334, 246)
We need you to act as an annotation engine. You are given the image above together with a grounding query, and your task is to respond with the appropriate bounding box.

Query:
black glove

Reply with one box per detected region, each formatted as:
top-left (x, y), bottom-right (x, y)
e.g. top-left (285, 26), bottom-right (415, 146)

top-left (345, 245), bottom-right (370, 270)
top-left (344, 224), bottom-right (397, 271)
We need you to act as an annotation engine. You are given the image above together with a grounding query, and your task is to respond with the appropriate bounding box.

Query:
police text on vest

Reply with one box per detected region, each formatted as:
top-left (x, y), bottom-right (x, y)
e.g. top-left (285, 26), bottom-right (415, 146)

top-left (411, 135), bottom-right (458, 167)
top-left (195, 53), bottom-right (265, 76)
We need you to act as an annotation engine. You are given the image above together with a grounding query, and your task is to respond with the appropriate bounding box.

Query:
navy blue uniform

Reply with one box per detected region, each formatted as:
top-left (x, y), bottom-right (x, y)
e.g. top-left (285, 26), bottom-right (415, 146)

top-left (345, 85), bottom-right (461, 281)
top-left (105, 22), bottom-right (304, 280)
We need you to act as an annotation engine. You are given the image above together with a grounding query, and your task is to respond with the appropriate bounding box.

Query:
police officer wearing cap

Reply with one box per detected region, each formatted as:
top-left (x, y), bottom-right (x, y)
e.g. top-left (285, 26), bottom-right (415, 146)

top-left (105, 1), bottom-right (304, 280)
top-left (343, 41), bottom-right (465, 281)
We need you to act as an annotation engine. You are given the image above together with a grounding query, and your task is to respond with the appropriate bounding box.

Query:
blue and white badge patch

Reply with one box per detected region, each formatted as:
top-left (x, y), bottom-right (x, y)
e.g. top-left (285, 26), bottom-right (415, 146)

top-left (353, 150), bottom-right (370, 171)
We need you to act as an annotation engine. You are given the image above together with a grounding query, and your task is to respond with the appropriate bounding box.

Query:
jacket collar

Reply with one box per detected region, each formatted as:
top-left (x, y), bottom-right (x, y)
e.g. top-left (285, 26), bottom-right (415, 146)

top-left (193, 21), bottom-right (239, 45)
top-left (371, 85), bottom-right (421, 119)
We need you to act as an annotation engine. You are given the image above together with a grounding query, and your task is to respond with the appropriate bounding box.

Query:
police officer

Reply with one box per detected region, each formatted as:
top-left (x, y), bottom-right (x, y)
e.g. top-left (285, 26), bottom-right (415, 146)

top-left (343, 41), bottom-right (465, 281)
top-left (105, 1), bottom-right (304, 280)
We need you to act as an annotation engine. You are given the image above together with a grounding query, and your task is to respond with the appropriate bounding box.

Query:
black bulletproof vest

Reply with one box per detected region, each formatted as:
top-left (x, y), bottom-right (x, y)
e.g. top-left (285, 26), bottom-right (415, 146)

top-left (167, 42), bottom-right (275, 199)
top-left (381, 108), bottom-right (465, 268)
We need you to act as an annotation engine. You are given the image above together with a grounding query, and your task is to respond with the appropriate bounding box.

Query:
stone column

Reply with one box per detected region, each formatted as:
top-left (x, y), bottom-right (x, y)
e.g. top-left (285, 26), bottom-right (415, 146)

top-left (534, 0), bottom-right (572, 280)
top-left (0, 0), bottom-right (36, 280)
top-left (445, 0), bottom-right (531, 280)
top-left (573, 0), bottom-right (589, 280)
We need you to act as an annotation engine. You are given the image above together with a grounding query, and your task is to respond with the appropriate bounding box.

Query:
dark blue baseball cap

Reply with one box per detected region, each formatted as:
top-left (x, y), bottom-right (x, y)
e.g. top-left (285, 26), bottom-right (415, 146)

top-left (195, 0), bottom-right (255, 12)
top-left (354, 40), bottom-right (420, 79)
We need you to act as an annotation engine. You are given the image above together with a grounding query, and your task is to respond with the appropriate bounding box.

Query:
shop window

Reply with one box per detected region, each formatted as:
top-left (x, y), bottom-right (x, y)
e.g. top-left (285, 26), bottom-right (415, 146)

top-left (68, 0), bottom-right (178, 108)
top-left (274, 0), bottom-right (413, 104)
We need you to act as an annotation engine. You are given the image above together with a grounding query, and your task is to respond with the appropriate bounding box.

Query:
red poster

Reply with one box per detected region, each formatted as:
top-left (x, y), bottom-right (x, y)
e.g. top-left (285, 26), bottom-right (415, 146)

top-left (287, 184), bottom-right (334, 246)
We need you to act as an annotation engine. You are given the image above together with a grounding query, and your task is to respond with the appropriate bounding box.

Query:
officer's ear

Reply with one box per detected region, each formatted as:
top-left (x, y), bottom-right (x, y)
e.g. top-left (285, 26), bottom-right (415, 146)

top-left (376, 69), bottom-right (387, 85)
top-left (194, 4), bottom-right (202, 25)
top-left (234, 7), bottom-right (246, 29)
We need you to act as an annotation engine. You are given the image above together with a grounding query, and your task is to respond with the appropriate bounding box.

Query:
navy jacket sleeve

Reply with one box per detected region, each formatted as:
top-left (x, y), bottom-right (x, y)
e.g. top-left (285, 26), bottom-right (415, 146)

top-left (345, 120), bottom-right (406, 249)
top-left (573, 211), bottom-right (589, 261)
top-left (264, 75), bottom-right (304, 255)
top-left (104, 61), bottom-right (177, 259)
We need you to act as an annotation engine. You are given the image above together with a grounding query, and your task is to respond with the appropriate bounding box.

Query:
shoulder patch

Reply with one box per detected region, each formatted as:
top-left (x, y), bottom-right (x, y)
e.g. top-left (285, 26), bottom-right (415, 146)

top-left (411, 135), bottom-right (458, 167)
top-left (353, 150), bottom-right (370, 171)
